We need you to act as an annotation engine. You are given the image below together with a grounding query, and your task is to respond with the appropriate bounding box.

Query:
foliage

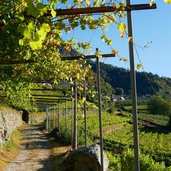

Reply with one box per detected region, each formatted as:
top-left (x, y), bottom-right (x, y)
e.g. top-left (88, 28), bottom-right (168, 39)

top-left (0, 81), bottom-right (33, 110)
top-left (0, 0), bottom-right (171, 109)
top-left (107, 104), bottom-right (115, 114)
top-left (41, 103), bottom-right (171, 169)
top-left (147, 96), bottom-right (171, 116)
top-left (115, 87), bottom-right (124, 95)
top-left (164, 0), bottom-right (171, 4)
top-left (88, 60), bottom-right (171, 96)
top-left (105, 151), bottom-right (121, 171)
top-left (120, 149), bottom-right (171, 171)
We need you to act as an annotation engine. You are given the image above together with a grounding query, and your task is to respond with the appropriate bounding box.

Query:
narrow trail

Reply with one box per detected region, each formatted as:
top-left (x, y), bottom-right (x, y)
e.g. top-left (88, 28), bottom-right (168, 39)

top-left (4, 125), bottom-right (54, 171)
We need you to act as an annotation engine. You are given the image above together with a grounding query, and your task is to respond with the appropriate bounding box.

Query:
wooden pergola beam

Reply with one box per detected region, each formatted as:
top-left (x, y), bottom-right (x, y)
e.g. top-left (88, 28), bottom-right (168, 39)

top-left (0, 53), bottom-right (115, 65)
top-left (61, 53), bottom-right (115, 61)
top-left (32, 94), bottom-right (70, 97)
top-left (34, 97), bottom-right (71, 100)
top-left (0, 4), bottom-right (157, 19)
top-left (27, 4), bottom-right (156, 17)
top-left (31, 88), bottom-right (70, 91)
top-left (32, 99), bottom-right (72, 103)
top-left (0, 59), bottom-right (36, 65)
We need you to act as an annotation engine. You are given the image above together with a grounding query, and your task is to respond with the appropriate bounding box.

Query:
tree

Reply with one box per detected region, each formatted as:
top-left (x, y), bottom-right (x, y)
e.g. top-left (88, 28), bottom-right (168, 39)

top-left (147, 96), bottom-right (171, 116)
top-left (115, 87), bottom-right (124, 96)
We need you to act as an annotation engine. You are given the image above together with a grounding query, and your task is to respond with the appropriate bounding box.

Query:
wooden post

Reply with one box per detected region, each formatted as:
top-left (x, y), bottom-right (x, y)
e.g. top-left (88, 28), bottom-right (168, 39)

top-left (72, 81), bottom-right (78, 149)
top-left (84, 79), bottom-right (87, 147)
top-left (71, 87), bottom-right (74, 148)
top-left (126, 0), bottom-right (140, 170)
top-left (46, 107), bottom-right (49, 132)
top-left (53, 108), bottom-right (55, 129)
top-left (96, 56), bottom-right (104, 171)
top-left (58, 102), bottom-right (60, 135)
top-left (65, 99), bottom-right (67, 129)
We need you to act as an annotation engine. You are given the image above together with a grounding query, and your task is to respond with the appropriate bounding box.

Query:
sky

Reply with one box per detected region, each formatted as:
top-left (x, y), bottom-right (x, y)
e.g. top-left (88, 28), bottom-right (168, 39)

top-left (61, 0), bottom-right (171, 78)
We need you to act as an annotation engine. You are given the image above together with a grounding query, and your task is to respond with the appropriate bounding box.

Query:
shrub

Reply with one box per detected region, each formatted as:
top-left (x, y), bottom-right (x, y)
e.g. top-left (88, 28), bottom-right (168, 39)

top-left (120, 149), bottom-right (171, 171)
top-left (147, 96), bottom-right (171, 116)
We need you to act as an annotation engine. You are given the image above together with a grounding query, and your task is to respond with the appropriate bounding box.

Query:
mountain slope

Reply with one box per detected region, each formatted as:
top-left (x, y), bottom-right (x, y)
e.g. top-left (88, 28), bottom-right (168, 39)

top-left (87, 60), bottom-right (171, 96)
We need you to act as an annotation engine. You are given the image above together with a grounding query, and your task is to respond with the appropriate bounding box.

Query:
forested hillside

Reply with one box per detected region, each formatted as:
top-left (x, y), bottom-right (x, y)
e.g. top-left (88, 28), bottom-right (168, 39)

top-left (88, 60), bottom-right (171, 96)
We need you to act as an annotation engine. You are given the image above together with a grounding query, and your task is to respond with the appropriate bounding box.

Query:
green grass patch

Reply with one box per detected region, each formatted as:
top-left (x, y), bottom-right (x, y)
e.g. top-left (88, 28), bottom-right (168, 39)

top-left (51, 142), bottom-right (71, 171)
top-left (139, 113), bottom-right (169, 126)
top-left (0, 126), bottom-right (23, 170)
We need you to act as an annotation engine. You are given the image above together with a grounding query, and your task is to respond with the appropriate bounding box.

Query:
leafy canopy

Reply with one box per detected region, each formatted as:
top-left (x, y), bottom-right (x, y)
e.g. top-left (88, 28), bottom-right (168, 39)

top-left (0, 0), bottom-right (169, 109)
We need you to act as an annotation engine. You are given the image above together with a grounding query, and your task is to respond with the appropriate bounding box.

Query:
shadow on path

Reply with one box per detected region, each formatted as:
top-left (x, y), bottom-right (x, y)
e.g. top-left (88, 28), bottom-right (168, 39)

top-left (4, 125), bottom-right (56, 171)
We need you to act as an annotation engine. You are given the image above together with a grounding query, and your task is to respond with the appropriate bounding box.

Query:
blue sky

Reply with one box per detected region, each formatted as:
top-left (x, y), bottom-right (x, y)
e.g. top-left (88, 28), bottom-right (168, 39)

top-left (61, 0), bottom-right (171, 78)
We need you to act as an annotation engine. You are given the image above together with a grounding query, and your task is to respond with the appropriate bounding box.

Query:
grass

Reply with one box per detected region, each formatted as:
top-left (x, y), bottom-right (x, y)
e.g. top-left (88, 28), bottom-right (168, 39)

top-left (0, 126), bottom-right (23, 170)
top-left (45, 131), bottom-right (71, 171)
top-left (51, 142), bottom-right (71, 171)
top-left (121, 104), bottom-right (170, 126)
top-left (139, 113), bottom-right (169, 126)
top-left (123, 105), bottom-right (148, 111)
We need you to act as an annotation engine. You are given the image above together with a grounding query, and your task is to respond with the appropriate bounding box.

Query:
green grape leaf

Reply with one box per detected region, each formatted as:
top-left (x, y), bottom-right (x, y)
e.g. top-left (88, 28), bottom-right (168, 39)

top-left (117, 23), bottom-right (127, 33)
top-left (76, 73), bottom-right (80, 79)
top-left (17, 23), bottom-right (26, 34)
top-left (93, 0), bottom-right (100, 6)
top-left (30, 40), bottom-right (42, 50)
top-left (120, 57), bottom-right (127, 62)
top-left (23, 28), bottom-right (31, 39)
top-left (61, 0), bottom-right (67, 4)
top-left (27, 21), bottom-right (34, 31)
top-left (37, 29), bottom-right (47, 40)
top-left (23, 22), bottom-right (34, 39)
top-left (26, 3), bottom-right (39, 17)
top-left (36, 23), bottom-right (50, 43)
top-left (15, 14), bottom-right (24, 21)
top-left (19, 39), bottom-right (24, 46)
top-left (81, 25), bottom-right (86, 30)
top-left (137, 64), bottom-right (142, 69)
top-left (51, 9), bottom-right (56, 17)
top-left (25, 51), bottom-right (31, 59)
top-left (101, 34), bottom-right (106, 41)
top-left (112, 49), bottom-right (118, 55)
top-left (42, 23), bottom-right (51, 33)
top-left (164, 0), bottom-right (171, 4)
top-left (37, 3), bottom-right (48, 14)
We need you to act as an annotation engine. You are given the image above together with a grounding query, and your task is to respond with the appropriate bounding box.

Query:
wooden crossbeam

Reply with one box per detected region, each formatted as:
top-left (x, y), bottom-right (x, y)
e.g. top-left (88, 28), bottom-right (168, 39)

top-left (31, 88), bottom-right (70, 91)
top-left (32, 99), bottom-right (72, 103)
top-left (34, 97), bottom-right (71, 100)
top-left (32, 94), bottom-right (70, 97)
top-left (35, 100), bottom-right (71, 104)
top-left (0, 95), bottom-right (71, 99)
top-left (61, 53), bottom-right (115, 61)
top-left (0, 59), bottom-right (36, 65)
top-left (0, 4), bottom-right (157, 20)
top-left (25, 4), bottom-right (156, 17)
top-left (0, 53), bottom-right (115, 65)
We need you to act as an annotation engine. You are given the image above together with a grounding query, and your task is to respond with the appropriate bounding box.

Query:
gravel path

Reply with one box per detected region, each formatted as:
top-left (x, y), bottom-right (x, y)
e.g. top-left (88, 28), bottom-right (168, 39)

top-left (4, 125), bottom-right (54, 171)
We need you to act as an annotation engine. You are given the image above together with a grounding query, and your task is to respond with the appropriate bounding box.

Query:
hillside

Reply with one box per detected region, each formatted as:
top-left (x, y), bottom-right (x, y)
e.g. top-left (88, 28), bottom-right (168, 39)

top-left (87, 60), bottom-right (171, 96)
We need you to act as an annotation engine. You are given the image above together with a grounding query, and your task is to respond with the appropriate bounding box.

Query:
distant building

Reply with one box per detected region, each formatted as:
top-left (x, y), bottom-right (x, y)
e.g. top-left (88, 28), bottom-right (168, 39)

top-left (110, 95), bottom-right (125, 102)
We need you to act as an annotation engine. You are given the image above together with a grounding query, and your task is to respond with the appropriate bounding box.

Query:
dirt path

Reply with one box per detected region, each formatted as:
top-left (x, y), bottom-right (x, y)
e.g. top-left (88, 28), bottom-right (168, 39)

top-left (4, 125), bottom-right (54, 171)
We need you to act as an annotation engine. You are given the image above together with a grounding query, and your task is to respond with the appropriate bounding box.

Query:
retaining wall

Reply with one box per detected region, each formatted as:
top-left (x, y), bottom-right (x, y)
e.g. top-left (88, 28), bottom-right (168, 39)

top-left (0, 106), bottom-right (23, 146)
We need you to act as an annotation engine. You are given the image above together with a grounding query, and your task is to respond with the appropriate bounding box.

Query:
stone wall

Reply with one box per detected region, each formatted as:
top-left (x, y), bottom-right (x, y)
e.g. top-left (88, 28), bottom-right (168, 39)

top-left (0, 106), bottom-right (23, 146)
top-left (66, 144), bottom-right (110, 171)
